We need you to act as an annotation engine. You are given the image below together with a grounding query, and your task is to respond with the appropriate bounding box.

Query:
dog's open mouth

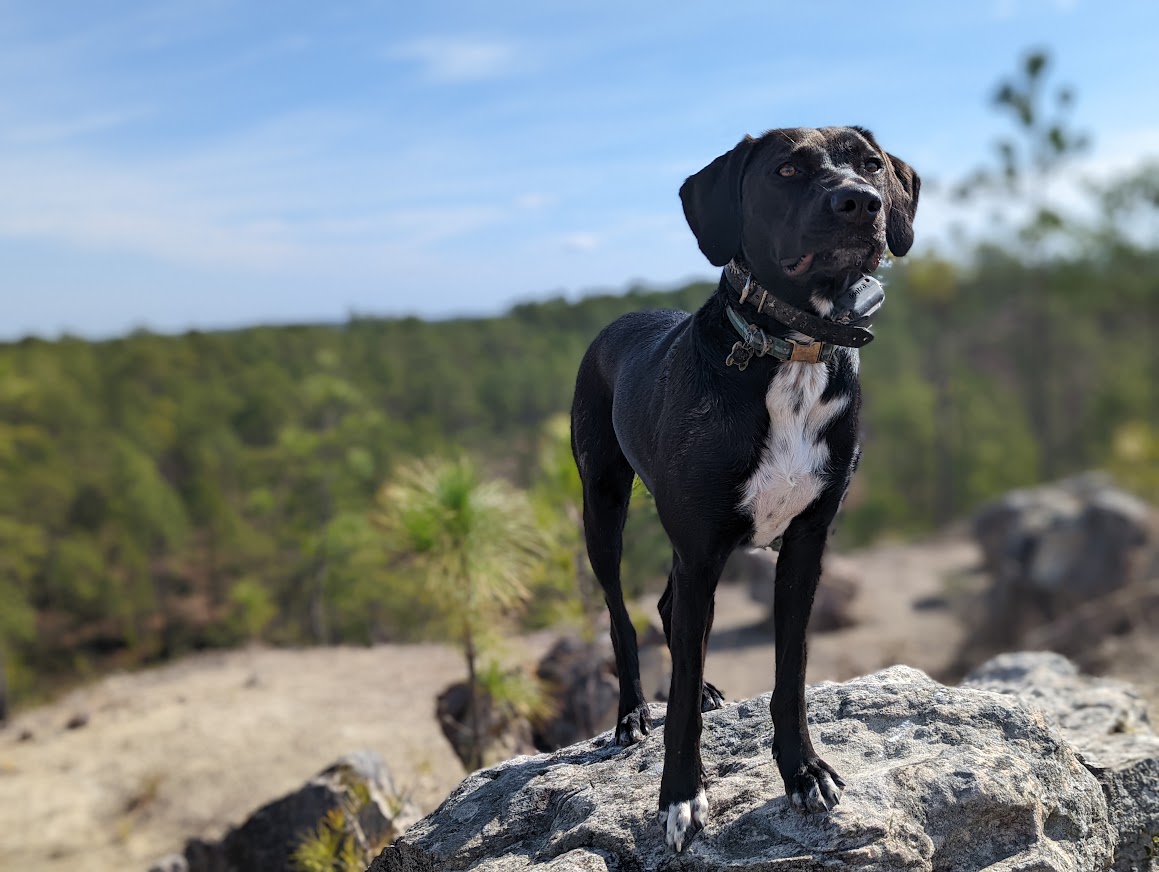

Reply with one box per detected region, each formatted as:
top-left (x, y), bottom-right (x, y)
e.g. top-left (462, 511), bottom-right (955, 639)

top-left (782, 247), bottom-right (885, 278)
top-left (780, 253), bottom-right (814, 277)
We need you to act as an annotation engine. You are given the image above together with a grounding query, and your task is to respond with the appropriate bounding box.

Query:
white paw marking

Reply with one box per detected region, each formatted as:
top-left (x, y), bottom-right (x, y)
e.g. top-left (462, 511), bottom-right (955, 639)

top-left (659, 789), bottom-right (708, 852)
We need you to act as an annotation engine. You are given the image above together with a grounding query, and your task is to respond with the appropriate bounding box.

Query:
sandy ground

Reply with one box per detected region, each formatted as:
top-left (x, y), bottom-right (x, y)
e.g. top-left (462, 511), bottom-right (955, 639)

top-left (1, 533), bottom-right (1151, 872)
top-left (0, 641), bottom-right (554, 872)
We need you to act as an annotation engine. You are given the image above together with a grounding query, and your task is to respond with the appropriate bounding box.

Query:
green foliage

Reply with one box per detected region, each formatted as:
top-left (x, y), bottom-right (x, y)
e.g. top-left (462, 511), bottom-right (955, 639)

top-left (619, 478), bottom-right (670, 597)
top-left (525, 415), bottom-right (590, 631)
top-left (290, 770), bottom-right (385, 872)
top-left (290, 807), bottom-right (366, 872)
top-left (958, 49), bottom-right (1089, 206)
top-left (1109, 422), bottom-right (1159, 504)
top-left (375, 455), bottom-right (548, 767)
top-left (476, 660), bottom-right (553, 725)
top-left (224, 578), bottom-right (278, 642)
top-left (375, 456), bottom-right (545, 640)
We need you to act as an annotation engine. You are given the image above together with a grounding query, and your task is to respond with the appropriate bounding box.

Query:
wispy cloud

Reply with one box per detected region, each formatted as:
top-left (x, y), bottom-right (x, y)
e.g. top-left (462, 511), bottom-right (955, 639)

top-left (515, 192), bottom-right (552, 210)
top-left (991, 0), bottom-right (1079, 20)
top-left (562, 232), bottom-right (600, 252)
top-left (389, 36), bottom-right (521, 83)
top-left (0, 106), bottom-right (515, 275)
top-left (0, 109), bottom-right (148, 146)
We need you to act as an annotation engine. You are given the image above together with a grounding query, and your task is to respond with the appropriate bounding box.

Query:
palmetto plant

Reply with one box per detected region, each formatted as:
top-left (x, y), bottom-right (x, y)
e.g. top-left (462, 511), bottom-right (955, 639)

top-left (375, 456), bottom-right (546, 769)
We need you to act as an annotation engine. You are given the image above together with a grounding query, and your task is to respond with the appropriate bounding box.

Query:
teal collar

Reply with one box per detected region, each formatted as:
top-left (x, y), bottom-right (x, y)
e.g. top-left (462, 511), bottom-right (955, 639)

top-left (723, 306), bottom-right (834, 370)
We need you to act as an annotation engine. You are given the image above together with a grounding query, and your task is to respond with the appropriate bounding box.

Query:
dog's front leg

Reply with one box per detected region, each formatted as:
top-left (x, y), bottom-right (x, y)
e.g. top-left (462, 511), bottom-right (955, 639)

top-left (770, 517), bottom-right (845, 813)
top-left (658, 556), bottom-right (723, 852)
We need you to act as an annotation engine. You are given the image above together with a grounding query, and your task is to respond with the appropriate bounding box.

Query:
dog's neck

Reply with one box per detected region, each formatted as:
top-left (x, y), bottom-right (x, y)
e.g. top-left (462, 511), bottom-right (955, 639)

top-left (720, 260), bottom-right (883, 349)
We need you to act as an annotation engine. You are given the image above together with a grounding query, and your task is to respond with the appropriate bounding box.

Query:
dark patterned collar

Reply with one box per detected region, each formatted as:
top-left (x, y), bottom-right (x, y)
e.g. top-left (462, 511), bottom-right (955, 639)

top-left (724, 261), bottom-right (884, 348)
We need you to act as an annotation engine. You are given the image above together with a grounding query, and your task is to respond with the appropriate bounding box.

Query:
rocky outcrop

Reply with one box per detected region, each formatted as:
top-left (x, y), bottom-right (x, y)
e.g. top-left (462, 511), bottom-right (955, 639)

top-left (972, 474), bottom-right (1153, 633)
top-left (965, 652), bottom-right (1159, 871)
top-left (370, 656), bottom-right (1159, 872)
top-left (151, 751), bottom-right (418, 872)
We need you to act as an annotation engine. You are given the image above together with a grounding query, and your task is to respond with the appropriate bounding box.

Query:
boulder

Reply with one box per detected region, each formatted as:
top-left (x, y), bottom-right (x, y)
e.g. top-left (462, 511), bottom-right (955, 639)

top-left (742, 549), bottom-right (861, 632)
top-left (972, 474), bottom-right (1153, 638)
top-left (965, 652), bottom-right (1159, 872)
top-left (371, 662), bottom-right (1121, 872)
top-left (166, 751), bottom-right (417, 872)
top-left (532, 637), bottom-right (619, 753)
top-left (437, 678), bottom-right (537, 770)
top-left (532, 628), bottom-right (673, 752)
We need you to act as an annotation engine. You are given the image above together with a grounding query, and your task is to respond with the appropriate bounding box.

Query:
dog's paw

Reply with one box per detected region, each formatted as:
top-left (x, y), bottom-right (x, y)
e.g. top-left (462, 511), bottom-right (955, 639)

top-left (701, 681), bottom-right (725, 712)
top-left (786, 757), bottom-right (845, 814)
top-left (615, 705), bottom-right (651, 746)
top-left (657, 789), bottom-right (708, 852)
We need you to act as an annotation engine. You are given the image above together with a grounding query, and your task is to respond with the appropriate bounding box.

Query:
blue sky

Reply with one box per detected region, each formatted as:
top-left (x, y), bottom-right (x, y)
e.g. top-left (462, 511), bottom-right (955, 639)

top-left (2, 0), bottom-right (1158, 339)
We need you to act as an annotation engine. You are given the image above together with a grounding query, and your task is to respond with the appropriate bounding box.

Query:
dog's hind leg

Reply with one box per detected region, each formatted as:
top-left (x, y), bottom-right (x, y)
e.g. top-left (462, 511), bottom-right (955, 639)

top-left (572, 392), bottom-right (650, 746)
top-left (658, 561), bottom-right (725, 712)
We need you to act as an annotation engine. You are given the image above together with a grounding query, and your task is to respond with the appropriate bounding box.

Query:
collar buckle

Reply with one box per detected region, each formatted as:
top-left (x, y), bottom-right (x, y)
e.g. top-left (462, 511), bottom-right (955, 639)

top-left (724, 307), bottom-right (832, 369)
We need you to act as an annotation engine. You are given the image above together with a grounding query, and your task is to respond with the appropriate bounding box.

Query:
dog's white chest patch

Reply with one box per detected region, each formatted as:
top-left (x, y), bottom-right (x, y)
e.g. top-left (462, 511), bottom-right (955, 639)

top-left (741, 359), bottom-right (850, 546)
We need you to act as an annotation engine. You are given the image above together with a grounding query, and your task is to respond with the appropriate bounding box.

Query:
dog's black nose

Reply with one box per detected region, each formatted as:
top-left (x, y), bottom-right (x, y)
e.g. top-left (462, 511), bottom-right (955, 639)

top-left (830, 187), bottom-right (882, 224)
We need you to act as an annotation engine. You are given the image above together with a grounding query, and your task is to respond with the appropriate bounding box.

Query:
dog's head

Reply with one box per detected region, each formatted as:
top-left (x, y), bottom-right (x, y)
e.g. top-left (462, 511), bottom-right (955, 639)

top-left (680, 127), bottom-right (920, 298)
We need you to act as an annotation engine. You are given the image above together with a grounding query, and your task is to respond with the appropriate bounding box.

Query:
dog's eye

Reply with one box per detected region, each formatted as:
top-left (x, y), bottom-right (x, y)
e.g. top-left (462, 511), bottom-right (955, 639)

top-left (777, 163), bottom-right (797, 178)
top-left (864, 158), bottom-right (883, 173)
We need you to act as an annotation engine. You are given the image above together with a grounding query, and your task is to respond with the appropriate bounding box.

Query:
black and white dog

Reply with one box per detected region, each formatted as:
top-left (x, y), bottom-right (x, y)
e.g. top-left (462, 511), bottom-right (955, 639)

top-left (570, 127), bottom-right (919, 851)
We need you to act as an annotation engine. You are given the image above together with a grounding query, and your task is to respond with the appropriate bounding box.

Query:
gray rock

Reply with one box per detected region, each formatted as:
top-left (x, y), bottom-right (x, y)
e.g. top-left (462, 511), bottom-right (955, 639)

top-left (965, 652), bottom-right (1159, 872)
top-left (175, 751), bottom-right (417, 872)
top-left (532, 637), bottom-right (619, 753)
top-left (532, 629), bottom-right (672, 752)
top-left (370, 665), bottom-right (1114, 872)
top-left (437, 678), bottom-right (537, 770)
top-left (972, 475), bottom-right (1153, 643)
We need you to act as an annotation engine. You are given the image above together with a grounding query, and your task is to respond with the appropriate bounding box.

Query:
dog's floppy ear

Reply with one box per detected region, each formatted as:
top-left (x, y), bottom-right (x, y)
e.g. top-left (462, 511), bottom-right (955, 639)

top-left (679, 136), bottom-right (756, 267)
top-left (884, 153), bottom-right (921, 257)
